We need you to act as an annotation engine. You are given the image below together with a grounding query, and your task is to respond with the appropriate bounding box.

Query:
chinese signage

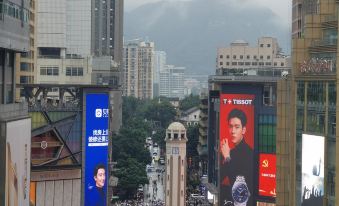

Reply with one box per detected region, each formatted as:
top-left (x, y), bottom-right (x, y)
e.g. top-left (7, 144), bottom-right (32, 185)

top-left (219, 94), bottom-right (255, 206)
top-left (258, 154), bottom-right (276, 197)
top-left (301, 134), bottom-right (324, 206)
top-left (299, 58), bottom-right (333, 74)
top-left (85, 93), bottom-right (109, 206)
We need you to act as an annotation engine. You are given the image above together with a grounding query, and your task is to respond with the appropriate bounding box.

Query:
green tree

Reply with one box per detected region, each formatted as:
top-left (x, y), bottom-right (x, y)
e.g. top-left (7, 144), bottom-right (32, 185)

top-left (179, 94), bottom-right (200, 111)
top-left (115, 158), bottom-right (149, 199)
top-left (143, 99), bottom-right (176, 128)
top-left (186, 125), bottom-right (199, 158)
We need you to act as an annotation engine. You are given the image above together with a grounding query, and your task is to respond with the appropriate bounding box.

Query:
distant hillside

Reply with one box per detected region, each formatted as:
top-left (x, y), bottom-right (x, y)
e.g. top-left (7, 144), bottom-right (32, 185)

top-left (124, 0), bottom-right (291, 75)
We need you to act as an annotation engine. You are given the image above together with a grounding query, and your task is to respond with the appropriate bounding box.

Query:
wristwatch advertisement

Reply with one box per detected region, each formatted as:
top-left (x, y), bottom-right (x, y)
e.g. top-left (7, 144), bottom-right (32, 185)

top-left (232, 176), bottom-right (250, 206)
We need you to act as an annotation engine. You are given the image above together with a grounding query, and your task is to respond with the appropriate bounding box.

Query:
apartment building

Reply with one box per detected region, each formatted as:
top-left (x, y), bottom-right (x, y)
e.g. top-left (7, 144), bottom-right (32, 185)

top-left (123, 40), bottom-right (154, 99)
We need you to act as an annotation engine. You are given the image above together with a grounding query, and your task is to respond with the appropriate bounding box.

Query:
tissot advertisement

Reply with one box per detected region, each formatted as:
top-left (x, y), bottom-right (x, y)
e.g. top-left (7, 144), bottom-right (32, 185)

top-left (219, 94), bottom-right (255, 206)
top-left (301, 134), bottom-right (324, 206)
top-left (85, 93), bottom-right (109, 206)
top-left (258, 154), bottom-right (276, 197)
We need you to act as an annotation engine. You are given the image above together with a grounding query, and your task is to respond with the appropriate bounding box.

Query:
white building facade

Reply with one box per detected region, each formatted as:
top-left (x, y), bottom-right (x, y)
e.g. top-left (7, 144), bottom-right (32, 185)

top-left (217, 37), bottom-right (290, 76)
top-left (159, 65), bottom-right (185, 99)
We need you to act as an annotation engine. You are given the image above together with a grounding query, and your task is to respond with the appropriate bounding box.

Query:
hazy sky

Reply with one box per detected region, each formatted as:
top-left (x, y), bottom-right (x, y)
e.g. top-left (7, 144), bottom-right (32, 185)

top-left (124, 0), bottom-right (292, 26)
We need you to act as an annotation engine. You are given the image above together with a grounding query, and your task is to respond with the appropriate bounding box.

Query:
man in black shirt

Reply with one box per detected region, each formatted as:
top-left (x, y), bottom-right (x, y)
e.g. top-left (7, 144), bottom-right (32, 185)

top-left (220, 109), bottom-right (253, 205)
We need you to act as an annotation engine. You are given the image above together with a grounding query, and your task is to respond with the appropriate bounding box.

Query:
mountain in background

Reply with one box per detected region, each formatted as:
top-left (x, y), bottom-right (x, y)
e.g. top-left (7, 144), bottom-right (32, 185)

top-left (124, 0), bottom-right (291, 75)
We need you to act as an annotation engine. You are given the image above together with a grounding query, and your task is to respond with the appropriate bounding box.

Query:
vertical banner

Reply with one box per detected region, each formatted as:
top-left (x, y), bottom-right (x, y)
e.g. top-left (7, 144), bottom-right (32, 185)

top-left (6, 118), bottom-right (31, 206)
top-left (219, 94), bottom-right (255, 206)
top-left (85, 93), bottom-right (109, 206)
top-left (301, 134), bottom-right (324, 206)
top-left (258, 154), bottom-right (276, 197)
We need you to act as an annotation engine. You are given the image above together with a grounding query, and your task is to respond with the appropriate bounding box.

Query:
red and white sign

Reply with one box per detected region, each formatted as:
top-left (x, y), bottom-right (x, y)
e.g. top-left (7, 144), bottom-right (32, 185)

top-left (259, 154), bottom-right (276, 197)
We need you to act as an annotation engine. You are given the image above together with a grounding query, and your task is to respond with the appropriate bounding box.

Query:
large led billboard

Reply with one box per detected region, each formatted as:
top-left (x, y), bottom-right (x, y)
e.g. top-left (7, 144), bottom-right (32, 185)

top-left (219, 94), bottom-right (255, 206)
top-left (5, 118), bottom-right (31, 206)
top-left (85, 93), bottom-right (109, 206)
top-left (258, 153), bottom-right (276, 197)
top-left (301, 134), bottom-right (324, 206)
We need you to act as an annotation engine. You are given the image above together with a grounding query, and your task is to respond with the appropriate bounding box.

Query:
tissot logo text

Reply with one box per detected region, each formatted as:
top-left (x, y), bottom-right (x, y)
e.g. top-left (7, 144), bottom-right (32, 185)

top-left (222, 99), bottom-right (253, 105)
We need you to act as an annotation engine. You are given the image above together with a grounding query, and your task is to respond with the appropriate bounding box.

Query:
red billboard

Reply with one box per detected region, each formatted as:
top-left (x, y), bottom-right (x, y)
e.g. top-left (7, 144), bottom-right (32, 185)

top-left (219, 94), bottom-right (255, 206)
top-left (259, 154), bottom-right (276, 197)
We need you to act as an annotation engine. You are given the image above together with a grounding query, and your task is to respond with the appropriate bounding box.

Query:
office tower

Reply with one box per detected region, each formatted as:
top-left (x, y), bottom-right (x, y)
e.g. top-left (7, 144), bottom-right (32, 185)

top-left (154, 51), bottom-right (167, 98)
top-left (159, 65), bottom-right (185, 99)
top-left (123, 40), bottom-right (154, 99)
top-left (277, 0), bottom-right (337, 206)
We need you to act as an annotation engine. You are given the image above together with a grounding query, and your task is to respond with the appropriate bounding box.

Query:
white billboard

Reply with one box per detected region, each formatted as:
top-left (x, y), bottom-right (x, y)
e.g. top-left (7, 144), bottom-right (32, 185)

top-left (5, 118), bottom-right (31, 206)
top-left (301, 134), bottom-right (324, 206)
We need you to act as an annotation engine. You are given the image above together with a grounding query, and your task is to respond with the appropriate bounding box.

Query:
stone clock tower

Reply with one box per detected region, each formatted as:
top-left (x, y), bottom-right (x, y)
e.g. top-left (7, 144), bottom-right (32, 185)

top-left (165, 122), bottom-right (187, 206)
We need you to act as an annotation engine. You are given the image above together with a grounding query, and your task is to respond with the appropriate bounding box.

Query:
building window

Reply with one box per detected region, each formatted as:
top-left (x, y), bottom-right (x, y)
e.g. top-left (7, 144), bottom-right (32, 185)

top-left (40, 67), bottom-right (59, 76)
top-left (260, 55), bottom-right (263, 60)
top-left (259, 62), bottom-right (264, 66)
top-left (226, 62), bottom-right (229, 66)
top-left (226, 55), bottom-right (230, 59)
top-left (267, 44), bottom-right (271, 47)
top-left (219, 62), bottom-right (223, 66)
top-left (247, 55), bottom-right (250, 59)
top-left (252, 62), bottom-right (258, 66)
top-left (245, 62), bottom-right (251, 66)
top-left (263, 85), bottom-right (276, 106)
top-left (274, 62), bottom-right (277, 66)
top-left (238, 62), bottom-right (244, 65)
top-left (219, 55), bottom-right (223, 59)
top-left (258, 115), bottom-right (276, 153)
top-left (281, 62), bottom-right (285, 66)
top-left (66, 67), bottom-right (84, 76)
top-left (240, 55), bottom-right (243, 59)
top-left (265, 62), bottom-right (271, 66)
top-left (20, 62), bottom-right (30, 71)
top-left (233, 55), bottom-right (236, 59)
top-left (267, 55), bottom-right (270, 59)
top-left (232, 62), bottom-right (237, 66)
top-left (260, 44), bottom-right (264, 47)
top-left (253, 55), bottom-right (257, 59)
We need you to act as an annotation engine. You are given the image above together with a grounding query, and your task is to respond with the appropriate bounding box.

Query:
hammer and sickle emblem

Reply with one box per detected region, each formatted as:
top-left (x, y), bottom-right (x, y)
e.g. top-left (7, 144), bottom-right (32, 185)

top-left (262, 159), bottom-right (269, 168)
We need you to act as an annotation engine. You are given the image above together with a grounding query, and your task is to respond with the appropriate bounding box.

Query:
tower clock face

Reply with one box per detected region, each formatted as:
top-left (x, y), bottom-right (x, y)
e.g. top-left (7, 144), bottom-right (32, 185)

top-left (172, 147), bottom-right (179, 154)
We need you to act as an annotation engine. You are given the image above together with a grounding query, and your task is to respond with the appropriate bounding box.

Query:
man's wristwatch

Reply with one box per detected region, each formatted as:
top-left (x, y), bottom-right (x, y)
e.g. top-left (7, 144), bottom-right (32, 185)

top-left (232, 176), bottom-right (250, 206)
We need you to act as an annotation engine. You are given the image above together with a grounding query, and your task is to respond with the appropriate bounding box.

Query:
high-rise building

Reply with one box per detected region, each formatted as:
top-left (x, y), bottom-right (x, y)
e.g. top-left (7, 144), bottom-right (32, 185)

top-left (123, 40), bottom-right (154, 99)
top-left (276, 0), bottom-right (337, 206)
top-left (0, 1), bottom-right (31, 205)
top-left (217, 37), bottom-right (290, 76)
top-left (165, 122), bottom-right (187, 206)
top-left (16, 0), bottom-right (36, 100)
top-left (154, 51), bottom-right (167, 98)
top-left (35, 0), bottom-right (124, 87)
top-left (92, 0), bottom-right (124, 87)
top-left (159, 65), bottom-right (185, 99)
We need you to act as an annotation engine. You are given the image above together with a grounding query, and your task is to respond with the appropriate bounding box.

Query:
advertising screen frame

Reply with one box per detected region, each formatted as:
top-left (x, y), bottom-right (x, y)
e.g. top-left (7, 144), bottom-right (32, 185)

top-left (219, 93), bottom-right (255, 206)
top-left (258, 153), bottom-right (276, 197)
top-left (84, 92), bottom-right (109, 206)
top-left (301, 134), bottom-right (324, 206)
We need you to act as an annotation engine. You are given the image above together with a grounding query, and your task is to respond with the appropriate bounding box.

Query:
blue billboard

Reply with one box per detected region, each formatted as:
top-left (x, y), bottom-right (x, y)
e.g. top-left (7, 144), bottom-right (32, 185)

top-left (85, 93), bottom-right (109, 206)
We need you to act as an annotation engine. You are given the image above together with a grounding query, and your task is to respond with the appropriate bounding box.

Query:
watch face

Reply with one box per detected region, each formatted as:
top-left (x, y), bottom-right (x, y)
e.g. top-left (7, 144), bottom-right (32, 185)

top-left (232, 183), bottom-right (249, 203)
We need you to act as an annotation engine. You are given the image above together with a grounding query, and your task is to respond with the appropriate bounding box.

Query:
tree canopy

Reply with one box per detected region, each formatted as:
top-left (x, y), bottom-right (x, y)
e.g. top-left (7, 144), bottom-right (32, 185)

top-left (179, 94), bottom-right (200, 111)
